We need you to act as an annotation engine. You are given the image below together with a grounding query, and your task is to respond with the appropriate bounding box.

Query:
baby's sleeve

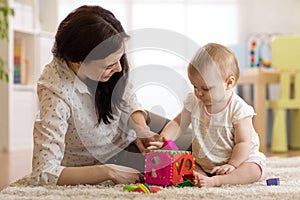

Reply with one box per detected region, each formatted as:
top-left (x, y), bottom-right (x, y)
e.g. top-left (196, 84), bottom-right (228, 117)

top-left (30, 86), bottom-right (70, 185)
top-left (232, 102), bottom-right (256, 124)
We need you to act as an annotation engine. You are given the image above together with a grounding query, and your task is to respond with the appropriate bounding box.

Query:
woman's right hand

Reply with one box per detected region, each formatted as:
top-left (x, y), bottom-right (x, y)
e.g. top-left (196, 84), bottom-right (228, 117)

top-left (105, 164), bottom-right (144, 184)
top-left (135, 127), bottom-right (160, 153)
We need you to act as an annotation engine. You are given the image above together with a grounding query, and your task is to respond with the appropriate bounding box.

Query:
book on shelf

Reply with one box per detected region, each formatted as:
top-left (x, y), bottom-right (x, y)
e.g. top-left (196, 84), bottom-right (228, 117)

top-left (14, 37), bottom-right (28, 85)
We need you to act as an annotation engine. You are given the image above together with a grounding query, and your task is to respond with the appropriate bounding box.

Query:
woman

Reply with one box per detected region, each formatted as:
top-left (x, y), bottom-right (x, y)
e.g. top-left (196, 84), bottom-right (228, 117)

top-left (30, 5), bottom-right (159, 186)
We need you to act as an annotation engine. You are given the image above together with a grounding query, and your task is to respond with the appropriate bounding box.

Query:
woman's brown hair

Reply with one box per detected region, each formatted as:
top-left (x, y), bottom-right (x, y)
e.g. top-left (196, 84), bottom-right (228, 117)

top-left (52, 5), bottom-right (130, 124)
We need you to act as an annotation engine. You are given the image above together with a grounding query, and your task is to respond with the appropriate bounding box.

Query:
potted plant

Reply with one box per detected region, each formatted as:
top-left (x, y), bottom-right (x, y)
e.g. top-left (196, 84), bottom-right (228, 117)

top-left (0, 0), bottom-right (14, 83)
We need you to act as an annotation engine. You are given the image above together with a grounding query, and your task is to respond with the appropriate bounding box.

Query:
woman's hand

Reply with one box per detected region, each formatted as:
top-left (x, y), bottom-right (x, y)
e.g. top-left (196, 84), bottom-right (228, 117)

top-left (210, 164), bottom-right (236, 175)
top-left (135, 127), bottom-right (159, 153)
top-left (106, 164), bottom-right (144, 184)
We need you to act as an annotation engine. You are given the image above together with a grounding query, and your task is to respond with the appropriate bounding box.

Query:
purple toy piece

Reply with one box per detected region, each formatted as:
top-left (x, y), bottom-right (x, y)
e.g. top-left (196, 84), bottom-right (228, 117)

top-left (266, 178), bottom-right (280, 186)
top-left (162, 140), bottom-right (178, 150)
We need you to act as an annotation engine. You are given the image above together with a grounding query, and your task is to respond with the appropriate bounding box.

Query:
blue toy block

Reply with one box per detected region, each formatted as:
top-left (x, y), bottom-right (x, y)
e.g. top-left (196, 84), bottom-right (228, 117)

top-left (266, 178), bottom-right (280, 186)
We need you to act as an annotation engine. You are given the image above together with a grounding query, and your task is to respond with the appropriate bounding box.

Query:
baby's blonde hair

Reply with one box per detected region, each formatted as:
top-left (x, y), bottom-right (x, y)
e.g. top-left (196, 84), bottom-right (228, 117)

top-left (188, 43), bottom-right (239, 85)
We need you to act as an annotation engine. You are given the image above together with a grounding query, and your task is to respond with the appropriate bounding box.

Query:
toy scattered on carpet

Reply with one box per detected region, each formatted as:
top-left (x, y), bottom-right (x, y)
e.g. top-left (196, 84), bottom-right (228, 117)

top-left (123, 139), bottom-right (195, 194)
top-left (123, 180), bottom-right (195, 194)
top-left (266, 178), bottom-right (280, 186)
top-left (124, 140), bottom-right (275, 193)
top-left (145, 140), bottom-right (195, 186)
top-left (123, 183), bottom-right (162, 194)
top-left (176, 180), bottom-right (196, 187)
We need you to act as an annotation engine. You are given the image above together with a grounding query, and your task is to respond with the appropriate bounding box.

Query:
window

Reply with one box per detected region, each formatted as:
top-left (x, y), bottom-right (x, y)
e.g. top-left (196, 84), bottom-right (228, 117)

top-left (59, 0), bottom-right (238, 119)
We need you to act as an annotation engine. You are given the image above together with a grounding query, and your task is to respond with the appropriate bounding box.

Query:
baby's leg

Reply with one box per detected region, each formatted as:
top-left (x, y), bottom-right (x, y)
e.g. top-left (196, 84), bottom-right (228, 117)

top-left (194, 162), bottom-right (263, 188)
top-left (194, 163), bottom-right (208, 176)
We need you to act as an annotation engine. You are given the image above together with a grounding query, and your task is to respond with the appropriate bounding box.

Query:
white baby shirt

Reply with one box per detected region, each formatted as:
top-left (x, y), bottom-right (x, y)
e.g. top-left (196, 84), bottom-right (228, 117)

top-left (184, 92), bottom-right (266, 173)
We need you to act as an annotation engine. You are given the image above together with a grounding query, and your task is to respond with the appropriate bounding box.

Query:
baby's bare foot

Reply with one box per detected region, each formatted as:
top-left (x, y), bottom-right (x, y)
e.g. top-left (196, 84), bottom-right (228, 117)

top-left (195, 174), bottom-right (219, 188)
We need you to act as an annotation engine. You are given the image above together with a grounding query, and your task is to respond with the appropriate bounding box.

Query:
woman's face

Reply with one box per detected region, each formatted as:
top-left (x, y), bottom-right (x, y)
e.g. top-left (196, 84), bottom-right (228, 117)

top-left (79, 46), bottom-right (124, 82)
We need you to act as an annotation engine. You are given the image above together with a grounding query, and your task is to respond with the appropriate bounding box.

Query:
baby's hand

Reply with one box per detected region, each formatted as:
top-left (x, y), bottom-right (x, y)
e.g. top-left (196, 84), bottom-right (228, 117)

top-left (147, 136), bottom-right (166, 150)
top-left (147, 141), bottom-right (164, 150)
top-left (210, 164), bottom-right (236, 175)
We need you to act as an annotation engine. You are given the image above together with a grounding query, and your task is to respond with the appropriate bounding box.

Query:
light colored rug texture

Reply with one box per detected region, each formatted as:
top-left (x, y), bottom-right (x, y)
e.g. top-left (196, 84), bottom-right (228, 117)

top-left (1, 156), bottom-right (300, 199)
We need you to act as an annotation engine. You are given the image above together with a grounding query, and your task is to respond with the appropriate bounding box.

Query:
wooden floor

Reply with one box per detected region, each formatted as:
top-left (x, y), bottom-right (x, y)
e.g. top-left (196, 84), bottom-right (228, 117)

top-left (0, 148), bottom-right (32, 191)
top-left (0, 148), bottom-right (300, 191)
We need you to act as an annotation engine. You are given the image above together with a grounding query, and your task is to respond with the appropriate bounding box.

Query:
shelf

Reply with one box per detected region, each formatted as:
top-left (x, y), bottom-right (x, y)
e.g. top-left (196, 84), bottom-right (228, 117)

top-left (1, 0), bottom-right (57, 152)
top-left (14, 26), bottom-right (56, 38)
top-left (13, 84), bottom-right (36, 92)
top-left (37, 30), bottom-right (55, 38)
top-left (14, 27), bottom-right (37, 35)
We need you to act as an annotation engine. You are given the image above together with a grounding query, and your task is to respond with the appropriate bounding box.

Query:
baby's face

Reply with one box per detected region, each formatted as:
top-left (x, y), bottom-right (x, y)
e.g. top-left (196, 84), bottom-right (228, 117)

top-left (188, 67), bottom-right (227, 110)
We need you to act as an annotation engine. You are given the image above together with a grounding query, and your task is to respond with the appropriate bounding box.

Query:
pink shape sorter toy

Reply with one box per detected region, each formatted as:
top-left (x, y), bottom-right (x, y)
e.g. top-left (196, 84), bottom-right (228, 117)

top-left (145, 150), bottom-right (194, 186)
top-left (161, 140), bottom-right (179, 150)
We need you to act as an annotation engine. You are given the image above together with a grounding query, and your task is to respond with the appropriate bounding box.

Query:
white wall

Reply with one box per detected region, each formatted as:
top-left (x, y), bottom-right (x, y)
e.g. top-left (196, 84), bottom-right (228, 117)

top-left (57, 0), bottom-right (300, 43)
top-left (54, 0), bottom-right (300, 119)
top-left (237, 0), bottom-right (300, 42)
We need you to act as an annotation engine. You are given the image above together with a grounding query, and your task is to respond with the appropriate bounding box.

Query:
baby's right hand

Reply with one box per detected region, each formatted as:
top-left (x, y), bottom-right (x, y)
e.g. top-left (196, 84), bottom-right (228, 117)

top-left (147, 136), bottom-right (166, 150)
top-left (146, 141), bottom-right (164, 150)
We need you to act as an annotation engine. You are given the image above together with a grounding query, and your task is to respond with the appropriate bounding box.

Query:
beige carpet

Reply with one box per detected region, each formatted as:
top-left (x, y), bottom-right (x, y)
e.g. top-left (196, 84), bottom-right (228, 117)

top-left (1, 156), bottom-right (300, 200)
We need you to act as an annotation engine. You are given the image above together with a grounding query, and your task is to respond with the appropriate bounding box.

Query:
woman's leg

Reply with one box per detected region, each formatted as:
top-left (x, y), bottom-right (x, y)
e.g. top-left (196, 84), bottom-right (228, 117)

top-left (105, 142), bottom-right (145, 172)
top-left (105, 111), bottom-right (169, 172)
top-left (194, 163), bottom-right (208, 176)
top-left (106, 111), bottom-right (192, 172)
top-left (145, 111), bottom-right (170, 133)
